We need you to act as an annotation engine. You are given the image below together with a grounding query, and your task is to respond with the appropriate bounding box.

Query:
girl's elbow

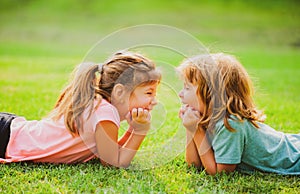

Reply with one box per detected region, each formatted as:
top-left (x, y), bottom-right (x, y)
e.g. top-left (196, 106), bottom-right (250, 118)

top-left (100, 159), bottom-right (113, 167)
top-left (105, 159), bottom-right (131, 168)
top-left (100, 159), bottom-right (128, 168)
top-left (117, 157), bottom-right (133, 168)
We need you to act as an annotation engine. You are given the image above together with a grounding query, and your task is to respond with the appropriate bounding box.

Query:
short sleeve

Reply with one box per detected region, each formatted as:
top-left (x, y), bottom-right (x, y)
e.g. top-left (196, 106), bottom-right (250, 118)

top-left (212, 123), bottom-right (245, 164)
top-left (91, 100), bottom-right (120, 132)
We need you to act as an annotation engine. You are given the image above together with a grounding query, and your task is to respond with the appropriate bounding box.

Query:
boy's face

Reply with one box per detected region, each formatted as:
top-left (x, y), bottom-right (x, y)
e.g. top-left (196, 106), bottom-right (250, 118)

top-left (129, 82), bottom-right (159, 112)
top-left (178, 81), bottom-right (203, 113)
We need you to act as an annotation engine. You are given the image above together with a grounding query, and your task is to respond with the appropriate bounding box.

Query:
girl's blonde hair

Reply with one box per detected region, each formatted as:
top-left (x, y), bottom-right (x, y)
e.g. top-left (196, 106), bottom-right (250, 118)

top-left (50, 51), bottom-right (161, 136)
top-left (177, 53), bottom-right (265, 132)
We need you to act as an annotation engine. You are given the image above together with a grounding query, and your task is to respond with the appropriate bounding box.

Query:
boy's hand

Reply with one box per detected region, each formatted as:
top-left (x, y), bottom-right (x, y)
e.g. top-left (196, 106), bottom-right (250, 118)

top-left (180, 106), bottom-right (200, 133)
top-left (126, 108), bottom-right (151, 135)
top-left (179, 105), bottom-right (188, 119)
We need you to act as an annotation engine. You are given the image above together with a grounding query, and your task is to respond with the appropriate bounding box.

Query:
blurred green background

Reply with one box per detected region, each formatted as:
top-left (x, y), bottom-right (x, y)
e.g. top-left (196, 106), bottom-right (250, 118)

top-left (0, 0), bottom-right (299, 56)
top-left (1, 0), bottom-right (299, 128)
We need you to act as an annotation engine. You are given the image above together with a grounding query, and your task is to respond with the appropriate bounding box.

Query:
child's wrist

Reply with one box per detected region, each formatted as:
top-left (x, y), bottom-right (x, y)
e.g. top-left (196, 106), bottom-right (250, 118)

top-left (130, 122), bottom-right (150, 134)
top-left (128, 127), bottom-right (134, 133)
top-left (132, 128), bottom-right (149, 136)
top-left (185, 125), bottom-right (197, 133)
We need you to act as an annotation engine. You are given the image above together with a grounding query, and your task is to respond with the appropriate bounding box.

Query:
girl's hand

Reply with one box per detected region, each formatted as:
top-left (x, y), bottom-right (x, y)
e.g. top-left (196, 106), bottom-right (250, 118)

top-left (126, 108), bottom-right (151, 135)
top-left (180, 106), bottom-right (200, 133)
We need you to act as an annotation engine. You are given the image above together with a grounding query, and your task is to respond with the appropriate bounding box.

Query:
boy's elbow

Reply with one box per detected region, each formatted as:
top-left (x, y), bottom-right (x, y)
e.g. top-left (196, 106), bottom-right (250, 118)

top-left (206, 167), bottom-right (236, 176)
top-left (205, 168), bottom-right (218, 175)
top-left (186, 159), bottom-right (202, 169)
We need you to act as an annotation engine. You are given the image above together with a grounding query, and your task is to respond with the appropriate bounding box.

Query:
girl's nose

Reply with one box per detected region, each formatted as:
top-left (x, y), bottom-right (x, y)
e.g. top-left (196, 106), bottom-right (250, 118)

top-left (151, 97), bottom-right (158, 106)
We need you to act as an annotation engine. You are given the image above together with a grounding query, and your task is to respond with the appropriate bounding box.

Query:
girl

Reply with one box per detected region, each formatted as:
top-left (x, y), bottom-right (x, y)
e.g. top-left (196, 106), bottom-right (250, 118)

top-left (177, 53), bottom-right (300, 175)
top-left (0, 51), bottom-right (161, 168)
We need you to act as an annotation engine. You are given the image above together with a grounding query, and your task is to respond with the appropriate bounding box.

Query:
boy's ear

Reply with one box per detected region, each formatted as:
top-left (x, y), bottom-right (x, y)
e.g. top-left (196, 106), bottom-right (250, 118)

top-left (111, 84), bottom-right (126, 101)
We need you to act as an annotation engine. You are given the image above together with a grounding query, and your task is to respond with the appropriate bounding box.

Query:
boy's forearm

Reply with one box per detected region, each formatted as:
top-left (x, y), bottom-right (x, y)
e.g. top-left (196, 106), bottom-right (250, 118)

top-left (192, 129), bottom-right (218, 175)
top-left (186, 131), bottom-right (202, 168)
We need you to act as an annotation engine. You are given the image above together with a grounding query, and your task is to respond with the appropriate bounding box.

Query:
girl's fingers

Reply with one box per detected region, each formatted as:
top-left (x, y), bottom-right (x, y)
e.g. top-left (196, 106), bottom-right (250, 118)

top-left (142, 109), bottom-right (149, 119)
top-left (138, 108), bottom-right (143, 117)
top-left (125, 112), bottom-right (132, 122)
top-left (131, 108), bottom-right (150, 123)
top-left (132, 108), bottom-right (138, 118)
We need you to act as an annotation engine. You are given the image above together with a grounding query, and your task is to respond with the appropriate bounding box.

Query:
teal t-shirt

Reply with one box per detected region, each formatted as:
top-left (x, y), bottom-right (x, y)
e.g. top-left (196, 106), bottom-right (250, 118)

top-left (210, 117), bottom-right (300, 175)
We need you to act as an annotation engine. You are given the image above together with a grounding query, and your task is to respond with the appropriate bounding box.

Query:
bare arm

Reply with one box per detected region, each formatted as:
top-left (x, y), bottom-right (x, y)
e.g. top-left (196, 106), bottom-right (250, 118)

top-left (118, 128), bottom-right (133, 146)
top-left (191, 127), bottom-right (237, 175)
top-left (181, 107), bottom-right (236, 175)
top-left (95, 108), bottom-right (150, 168)
top-left (185, 130), bottom-right (202, 168)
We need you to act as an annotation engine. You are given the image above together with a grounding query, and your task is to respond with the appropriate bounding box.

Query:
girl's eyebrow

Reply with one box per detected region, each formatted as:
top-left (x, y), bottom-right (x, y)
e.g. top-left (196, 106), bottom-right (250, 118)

top-left (146, 88), bottom-right (154, 91)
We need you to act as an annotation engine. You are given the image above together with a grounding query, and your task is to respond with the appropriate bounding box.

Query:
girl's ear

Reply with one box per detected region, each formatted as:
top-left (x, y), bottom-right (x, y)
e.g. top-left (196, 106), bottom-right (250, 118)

top-left (111, 84), bottom-right (126, 101)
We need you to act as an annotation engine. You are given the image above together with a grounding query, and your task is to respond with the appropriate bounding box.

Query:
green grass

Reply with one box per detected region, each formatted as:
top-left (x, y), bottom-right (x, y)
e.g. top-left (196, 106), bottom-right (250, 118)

top-left (1, 0), bottom-right (300, 193)
top-left (1, 159), bottom-right (299, 193)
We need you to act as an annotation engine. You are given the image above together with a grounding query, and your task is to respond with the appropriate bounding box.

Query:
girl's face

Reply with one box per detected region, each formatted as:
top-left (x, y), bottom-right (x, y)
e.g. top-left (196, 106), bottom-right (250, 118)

top-left (129, 82), bottom-right (159, 111)
top-left (179, 81), bottom-right (204, 113)
top-left (112, 82), bottom-right (159, 121)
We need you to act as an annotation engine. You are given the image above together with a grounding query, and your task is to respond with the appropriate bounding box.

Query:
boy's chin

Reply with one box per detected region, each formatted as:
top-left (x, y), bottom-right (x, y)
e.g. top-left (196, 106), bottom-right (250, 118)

top-left (184, 104), bottom-right (199, 111)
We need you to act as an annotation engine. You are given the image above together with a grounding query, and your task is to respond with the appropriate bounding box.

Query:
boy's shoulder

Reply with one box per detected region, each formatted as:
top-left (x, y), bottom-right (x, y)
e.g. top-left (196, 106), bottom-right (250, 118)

top-left (215, 115), bottom-right (250, 132)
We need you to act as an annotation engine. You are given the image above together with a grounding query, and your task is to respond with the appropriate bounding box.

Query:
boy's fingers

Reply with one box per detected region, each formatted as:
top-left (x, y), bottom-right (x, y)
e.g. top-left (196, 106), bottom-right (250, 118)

top-left (193, 110), bottom-right (200, 118)
top-left (183, 108), bottom-right (200, 123)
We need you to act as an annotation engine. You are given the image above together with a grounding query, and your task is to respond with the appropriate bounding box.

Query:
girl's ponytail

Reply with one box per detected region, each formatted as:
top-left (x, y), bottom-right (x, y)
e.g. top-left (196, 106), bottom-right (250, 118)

top-left (52, 63), bottom-right (99, 136)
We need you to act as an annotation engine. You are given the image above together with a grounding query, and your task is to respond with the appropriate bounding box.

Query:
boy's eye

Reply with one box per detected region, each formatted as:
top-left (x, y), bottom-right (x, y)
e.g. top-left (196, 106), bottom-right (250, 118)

top-left (184, 83), bottom-right (189, 89)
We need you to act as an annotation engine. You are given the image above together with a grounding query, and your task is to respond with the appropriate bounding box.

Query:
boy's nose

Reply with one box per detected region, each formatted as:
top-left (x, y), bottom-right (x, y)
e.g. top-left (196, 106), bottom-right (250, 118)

top-left (178, 90), bottom-right (183, 98)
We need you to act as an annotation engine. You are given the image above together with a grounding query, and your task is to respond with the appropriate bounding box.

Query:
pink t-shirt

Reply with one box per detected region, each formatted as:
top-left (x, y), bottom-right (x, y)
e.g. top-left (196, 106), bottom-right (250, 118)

top-left (0, 99), bottom-right (120, 164)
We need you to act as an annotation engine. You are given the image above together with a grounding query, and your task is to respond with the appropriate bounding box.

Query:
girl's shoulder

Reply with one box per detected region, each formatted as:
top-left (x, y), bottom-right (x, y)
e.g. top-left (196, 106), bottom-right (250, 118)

top-left (93, 99), bottom-right (120, 123)
top-left (94, 98), bottom-right (114, 110)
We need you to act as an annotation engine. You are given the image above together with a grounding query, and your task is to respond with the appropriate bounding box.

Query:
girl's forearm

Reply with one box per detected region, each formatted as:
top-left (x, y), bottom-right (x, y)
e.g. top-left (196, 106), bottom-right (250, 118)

top-left (117, 133), bottom-right (146, 168)
top-left (96, 122), bottom-right (146, 168)
top-left (118, 128), bottom-right (133, 146)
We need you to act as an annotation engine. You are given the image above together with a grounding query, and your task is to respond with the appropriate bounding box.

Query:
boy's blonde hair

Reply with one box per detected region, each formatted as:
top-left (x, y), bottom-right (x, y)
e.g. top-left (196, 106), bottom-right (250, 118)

top-left (51, 51), bottom-right (161, 136)
top-left (177, 53), bottom-right (265, 132)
